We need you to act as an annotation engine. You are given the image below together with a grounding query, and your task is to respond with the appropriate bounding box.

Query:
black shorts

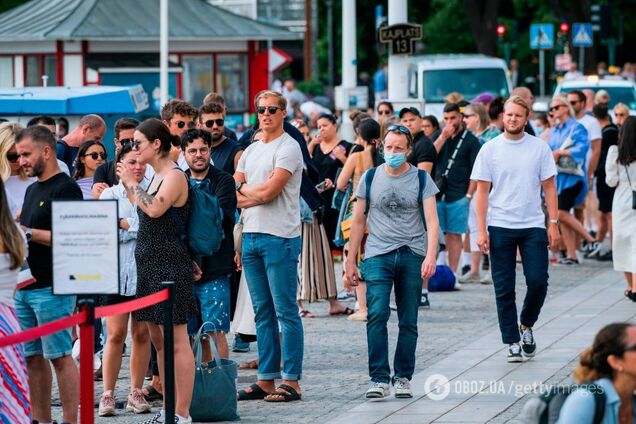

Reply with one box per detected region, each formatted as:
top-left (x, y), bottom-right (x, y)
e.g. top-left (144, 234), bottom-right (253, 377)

top-left (558, 181), bottom-right (584, 211)
top-left (596, 175), bottom-right (615, 213)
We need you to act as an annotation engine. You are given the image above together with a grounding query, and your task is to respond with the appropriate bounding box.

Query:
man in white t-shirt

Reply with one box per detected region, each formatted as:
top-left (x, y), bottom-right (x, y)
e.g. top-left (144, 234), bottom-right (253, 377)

top-left (472, 96), bottom-right (560, 363)
top-left (234, 90), bottom-right (304, 403)
top-left (567, 90), bottom-right (602, 235)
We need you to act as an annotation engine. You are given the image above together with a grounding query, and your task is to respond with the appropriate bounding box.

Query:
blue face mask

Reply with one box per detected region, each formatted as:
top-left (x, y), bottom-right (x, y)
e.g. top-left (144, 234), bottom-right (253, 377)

top-left (384, 152), bottom-right (406, 169)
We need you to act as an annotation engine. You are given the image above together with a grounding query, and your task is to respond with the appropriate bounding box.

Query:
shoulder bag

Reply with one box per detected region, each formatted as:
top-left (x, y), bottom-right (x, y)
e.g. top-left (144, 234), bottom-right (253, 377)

top-left (434, 130), bottom-right (467, 200)
top-left (625, 165), bottom-right (636, 210)
top-left (555, 129), bottom-right (585, 176)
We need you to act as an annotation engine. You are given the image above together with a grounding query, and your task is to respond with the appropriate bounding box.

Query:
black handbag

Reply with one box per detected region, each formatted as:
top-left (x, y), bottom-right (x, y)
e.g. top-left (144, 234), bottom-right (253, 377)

top-left (435, 130), bottom-right (467, 200)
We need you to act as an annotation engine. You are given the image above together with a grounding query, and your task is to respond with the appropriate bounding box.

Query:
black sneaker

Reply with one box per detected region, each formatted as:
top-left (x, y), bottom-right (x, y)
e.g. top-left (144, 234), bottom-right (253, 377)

top-left (419, 292), bottom-right (430, 308)
top-left (596, 250), bottom-right (613, 261)
top-left (507, 343), bottom-right (523, 362)
top-left (557, 257), bottom-right (579, 265)
top-left (520, 326), bottom-right (536, 357)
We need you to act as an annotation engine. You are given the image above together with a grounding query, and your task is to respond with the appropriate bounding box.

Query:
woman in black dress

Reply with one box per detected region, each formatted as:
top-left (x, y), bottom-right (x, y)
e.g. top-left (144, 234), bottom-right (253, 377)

top-left (308, 114), bottom-right (352, 250)
top-left (117, 118), bottom-right (199, 424)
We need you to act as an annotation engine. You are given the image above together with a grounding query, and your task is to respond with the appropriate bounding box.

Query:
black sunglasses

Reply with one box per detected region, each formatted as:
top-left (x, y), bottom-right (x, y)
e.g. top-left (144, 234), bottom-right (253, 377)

top-left (385, 125), bottom-right (413, 143)
top-left (549, 104), bottom-right (565, 112)
top-left (84, 152), bottom-right (107, 160)
top-left (257, 106), bottom-right (282, 115)
top-left (175, 120), bottom-right (195, 129)
top-left (203, 119), bottom-right (224, 128)
top-left (622, 343), bottom-right (636, 354)
top-left (6, 153), bottom-right (19, 163)
top-left (118, 138), bottom-right (134, 146)
top-left (378, 109), bottom-right (393, 115)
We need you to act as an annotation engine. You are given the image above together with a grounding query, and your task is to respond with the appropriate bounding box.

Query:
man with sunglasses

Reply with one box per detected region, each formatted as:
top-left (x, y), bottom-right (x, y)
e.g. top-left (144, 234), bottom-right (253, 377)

top-left (345, 125), bottom-right (439, 399)
top-left (161, 99), bottom-right (198, 171)
top-left (91, 117), bottom-right (140, 198)
top-left (198, 102), bottom-right (243, 174)
top-left (202, 92), bottom-right (238, 141)
top-left (235, 90), bottom-right (305, 403)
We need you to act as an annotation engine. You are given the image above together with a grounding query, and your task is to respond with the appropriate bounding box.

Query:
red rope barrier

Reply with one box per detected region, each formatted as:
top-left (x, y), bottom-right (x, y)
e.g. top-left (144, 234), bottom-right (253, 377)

top-left (0, 289), bottom-right (170, 348)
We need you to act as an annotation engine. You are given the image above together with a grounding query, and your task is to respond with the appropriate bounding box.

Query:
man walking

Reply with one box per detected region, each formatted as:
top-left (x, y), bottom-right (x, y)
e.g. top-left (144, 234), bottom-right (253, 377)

top-left (182, 129), bottom-right (237, 359)
top-left (472, 96), bottom-right (560, 362)
top-left (433, 103), bottom-right (482, 276)
top-left (15, 125), bottom-right (83, 423)
top-left (345, 126), bottom-right (439, 398)
top-left (234, 91), bottom-right (304, 402)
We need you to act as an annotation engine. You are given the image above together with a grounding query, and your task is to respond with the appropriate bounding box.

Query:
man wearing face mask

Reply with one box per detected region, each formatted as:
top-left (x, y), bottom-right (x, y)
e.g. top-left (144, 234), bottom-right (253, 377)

top-left (433, 103), bottom-right (482, 277)
top-left (345, 125), bottom-right (440, 399)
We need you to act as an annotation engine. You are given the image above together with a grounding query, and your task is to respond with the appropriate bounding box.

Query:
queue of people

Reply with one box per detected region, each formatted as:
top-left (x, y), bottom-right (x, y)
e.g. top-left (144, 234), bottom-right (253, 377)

top-left (0, 79), bottom-right (634, 423)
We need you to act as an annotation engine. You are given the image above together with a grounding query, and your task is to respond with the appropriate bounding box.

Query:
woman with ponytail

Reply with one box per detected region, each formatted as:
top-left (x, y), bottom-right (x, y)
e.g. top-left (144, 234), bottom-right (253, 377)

top-left (557, 322), bottom-right (636, 423)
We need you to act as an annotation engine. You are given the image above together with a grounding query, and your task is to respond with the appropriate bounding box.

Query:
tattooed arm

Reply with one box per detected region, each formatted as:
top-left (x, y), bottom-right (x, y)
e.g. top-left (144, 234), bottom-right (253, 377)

top-left (117, 165), bottom-right (187, 218)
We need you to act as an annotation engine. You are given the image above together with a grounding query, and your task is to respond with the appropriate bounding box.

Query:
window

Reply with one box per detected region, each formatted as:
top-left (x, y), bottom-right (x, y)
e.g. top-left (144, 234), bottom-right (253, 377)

top-left (24, 55), bottom-right (57, 86)
top-left (423, 69), bottom-right (510, 103)
top-left (182, 55), bottom-right (214, 107)
top-left (216, 54), bottom-right (248, 112)
top-left (0, 57), bottom-right (12, 86)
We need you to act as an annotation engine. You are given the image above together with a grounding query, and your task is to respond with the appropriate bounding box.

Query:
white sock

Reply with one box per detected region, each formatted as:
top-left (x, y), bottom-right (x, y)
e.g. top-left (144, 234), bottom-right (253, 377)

top-left (437, 251), bottom-right (447, 265)
top-left (176, 415), bottom-right (191, 423)
top-left (462, 252), bottom-right (471, 266)
top-left (422, 288), bottom-right (429, 295)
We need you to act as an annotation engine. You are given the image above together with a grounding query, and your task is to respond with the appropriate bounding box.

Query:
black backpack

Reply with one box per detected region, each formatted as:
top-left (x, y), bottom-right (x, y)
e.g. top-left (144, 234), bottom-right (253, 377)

top-left (519, 383), bottom-right (606, 424)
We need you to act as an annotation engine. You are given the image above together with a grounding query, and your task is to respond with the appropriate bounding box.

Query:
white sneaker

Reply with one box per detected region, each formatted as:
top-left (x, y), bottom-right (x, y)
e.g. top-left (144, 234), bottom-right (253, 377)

top-left (459, 272), bottom-right (481, 284)
top-left (365, 382), bottom-right (390, 398)
top-left (393, 377), bottom-right (413, 398)
top-left (479, 272), bottom-right (493, 285)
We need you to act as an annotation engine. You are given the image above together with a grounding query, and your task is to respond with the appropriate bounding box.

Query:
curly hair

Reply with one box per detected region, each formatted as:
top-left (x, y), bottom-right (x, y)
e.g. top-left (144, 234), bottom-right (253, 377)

top-left (160, 100), bottom-right (197, 122)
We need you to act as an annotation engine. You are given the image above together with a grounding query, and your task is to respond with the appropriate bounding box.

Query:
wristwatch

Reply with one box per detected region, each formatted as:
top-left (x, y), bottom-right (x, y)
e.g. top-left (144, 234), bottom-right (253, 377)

top-left (235, 182), bottom-right (243, 193)
top-left (24, 228), bottom-right (32, 242)
top-left (548, 219), bottom-right (559, 225)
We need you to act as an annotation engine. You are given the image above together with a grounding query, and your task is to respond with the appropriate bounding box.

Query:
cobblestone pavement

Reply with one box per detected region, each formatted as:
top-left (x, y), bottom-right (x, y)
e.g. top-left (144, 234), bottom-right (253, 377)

top-left (49, 259), bottom-right (617, 423)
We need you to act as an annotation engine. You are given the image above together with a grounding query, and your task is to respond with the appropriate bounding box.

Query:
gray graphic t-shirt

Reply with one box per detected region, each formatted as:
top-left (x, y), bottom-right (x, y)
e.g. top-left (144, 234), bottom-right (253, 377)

top-left (355, 165), bottom-right (439, 259)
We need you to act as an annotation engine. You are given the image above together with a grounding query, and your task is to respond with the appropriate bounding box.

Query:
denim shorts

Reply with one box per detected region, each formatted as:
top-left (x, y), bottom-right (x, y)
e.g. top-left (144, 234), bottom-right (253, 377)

top-left (437, 196), bottom-right (470, 234)
top-left (192, 275), bottom-right (231, 334)
top-left (14, 288), bottom-right (76, 360)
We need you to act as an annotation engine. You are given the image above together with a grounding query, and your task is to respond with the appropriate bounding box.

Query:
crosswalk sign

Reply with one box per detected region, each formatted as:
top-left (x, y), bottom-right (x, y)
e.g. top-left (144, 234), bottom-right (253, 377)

top-left (530, 24), bottom-right (554, 49)
top-left (572, 23), bottom-right (593, 47)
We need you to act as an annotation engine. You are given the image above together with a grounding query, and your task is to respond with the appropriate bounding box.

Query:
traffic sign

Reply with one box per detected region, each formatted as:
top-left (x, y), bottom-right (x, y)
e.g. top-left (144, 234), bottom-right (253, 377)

top-left (572, 23), bottom-right (594, 47)
top-left (530, 23), bottom-right (554, 49)
top-left (379, 23), bottom-right (422, 55)
top-left (555, 54), bottom-right (572, 71)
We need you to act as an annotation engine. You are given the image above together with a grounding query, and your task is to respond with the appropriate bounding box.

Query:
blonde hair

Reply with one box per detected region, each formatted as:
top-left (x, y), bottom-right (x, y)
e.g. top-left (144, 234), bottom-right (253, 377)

top-left (465, 104), bottom-right (490, 131)
top-left (254, 90), bottom-right (287, 111)
top-left (504, 95), bottom-right (531, 118)
top-left (444, 92), bottom-right (464, 104)
top-left (551, 94), bottom-right (575, 117)
top-left (0, 122), bottom-right (24, 182)
top-left (0, 177), bottom-right (25, 270)
top-left (594, 89), bottom-right (610, 105)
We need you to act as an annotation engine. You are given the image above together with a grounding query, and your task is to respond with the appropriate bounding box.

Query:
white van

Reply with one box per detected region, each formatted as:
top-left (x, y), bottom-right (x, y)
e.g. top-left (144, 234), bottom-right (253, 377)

top-left (408, 54), bottom-right (512, 118)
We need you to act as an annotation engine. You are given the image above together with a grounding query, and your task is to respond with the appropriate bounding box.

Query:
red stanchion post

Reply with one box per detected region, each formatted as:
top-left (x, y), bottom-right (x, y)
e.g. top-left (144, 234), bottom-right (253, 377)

top-left (162, 281), bottom-right (175, 423)
top-left (78, 298), bottom-right (96, 424)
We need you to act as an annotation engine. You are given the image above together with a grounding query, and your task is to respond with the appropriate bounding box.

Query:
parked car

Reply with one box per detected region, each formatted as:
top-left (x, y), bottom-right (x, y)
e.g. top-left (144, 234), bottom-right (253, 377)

top-left (553, 76), bottom-right (636, 115)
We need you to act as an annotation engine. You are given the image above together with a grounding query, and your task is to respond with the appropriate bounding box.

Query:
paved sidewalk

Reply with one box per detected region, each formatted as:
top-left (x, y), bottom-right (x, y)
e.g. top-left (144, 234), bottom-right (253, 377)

top-left (331, 267), bottom-right (633, 424)
top-left (47, 260), bottom-right (624, 423)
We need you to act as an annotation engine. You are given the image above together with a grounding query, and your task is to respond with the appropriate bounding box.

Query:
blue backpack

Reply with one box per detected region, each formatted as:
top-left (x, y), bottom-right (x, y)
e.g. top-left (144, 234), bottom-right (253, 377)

top-left (171, 177), bottom-right (225, 257)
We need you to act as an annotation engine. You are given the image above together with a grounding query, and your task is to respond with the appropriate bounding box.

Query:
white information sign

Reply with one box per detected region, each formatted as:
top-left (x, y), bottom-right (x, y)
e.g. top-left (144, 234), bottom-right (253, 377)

top-left (52, 200), bottom-right (119, 295)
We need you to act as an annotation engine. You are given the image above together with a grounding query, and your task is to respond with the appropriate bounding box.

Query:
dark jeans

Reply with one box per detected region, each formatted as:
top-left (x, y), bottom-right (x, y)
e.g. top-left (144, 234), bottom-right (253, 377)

top-left (489, 226), bottom-right (549, 344)
top-left (364, 246), bottom-right (423, 384)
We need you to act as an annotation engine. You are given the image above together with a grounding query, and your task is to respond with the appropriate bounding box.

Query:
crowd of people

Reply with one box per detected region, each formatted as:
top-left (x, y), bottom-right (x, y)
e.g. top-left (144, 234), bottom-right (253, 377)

top-left (0, 74), bottom-right (634, 423)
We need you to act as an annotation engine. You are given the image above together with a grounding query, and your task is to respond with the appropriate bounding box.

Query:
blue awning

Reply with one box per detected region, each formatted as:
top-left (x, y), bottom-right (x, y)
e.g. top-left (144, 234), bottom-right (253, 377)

top-left (0, 85), bottom-right (149, 115)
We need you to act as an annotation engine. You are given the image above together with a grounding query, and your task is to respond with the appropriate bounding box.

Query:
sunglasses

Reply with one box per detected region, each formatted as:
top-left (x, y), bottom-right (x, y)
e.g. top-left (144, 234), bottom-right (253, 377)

top-left (463, 113), bottom-right (476, 118)
top-left (175, 120), bottom-right (195, 129)
top-left (549, 104), bottom-right (566, 112)
top-left (203, 119), bottom-right (224, 128)
top-left (118, 138), bottom-right (134, 146)
top-left (131, 140), bottom-right (144, 150)
top-left (257, 106), bottom-right (282, 115)
top-left (378, 109), bottom-right (392, 115)
top-left (615, 113), bottom-right (627, 117)
top-left (385, 125), bottom-right (413, 144)
top-left (622, 343), bottom-right (636, 354)
top-left (6, 153), bottom-right (19, 163)
top-left (84, 152), bottom-right (107, 160)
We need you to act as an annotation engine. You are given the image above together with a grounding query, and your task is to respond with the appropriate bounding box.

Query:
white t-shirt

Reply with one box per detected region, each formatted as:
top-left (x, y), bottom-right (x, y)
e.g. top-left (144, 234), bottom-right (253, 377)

top-left (237, 132), bottom-right (303, 238)
top-left (5, 175), bottom-right (35, 211)
top-left (470, 133), bottom-right (557, 229)
top-left (578, 114), bottom-right (602, 165)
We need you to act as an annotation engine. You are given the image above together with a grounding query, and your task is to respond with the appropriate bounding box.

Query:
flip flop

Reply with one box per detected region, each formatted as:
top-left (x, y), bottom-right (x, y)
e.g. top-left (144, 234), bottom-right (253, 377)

top-left (238, 383), bottom-right (270, 401)
top-left (329, 307), bottom-right (354, 316)
top-left (239, 359), bottom-right (259, 370)
top-left (264, 384), bottom-right (302, 402)
top-left (300, 310), bottom-right (316, 318)
top-left (142, 385), bottom-right (163, 401)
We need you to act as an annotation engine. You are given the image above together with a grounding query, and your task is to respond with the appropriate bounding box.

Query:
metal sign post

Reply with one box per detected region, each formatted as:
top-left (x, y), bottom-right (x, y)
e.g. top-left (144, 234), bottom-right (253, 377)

top-left (572, 23), bottom-right (593, 73)
top-left (530, 23), bottom-right (554, 97)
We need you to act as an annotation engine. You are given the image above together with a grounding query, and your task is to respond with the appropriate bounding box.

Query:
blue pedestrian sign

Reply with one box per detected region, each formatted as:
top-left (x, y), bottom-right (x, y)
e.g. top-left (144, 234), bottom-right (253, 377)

top-left (530, 24), bottom-right (554, 49)
top-left (572, 23), bottom-right (594, 47)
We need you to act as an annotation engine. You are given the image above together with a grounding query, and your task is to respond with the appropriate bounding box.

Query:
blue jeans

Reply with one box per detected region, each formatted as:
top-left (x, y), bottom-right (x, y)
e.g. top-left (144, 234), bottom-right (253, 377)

top-left (489, 226), bottom-right (549, 344)
top-left (364, 246), bottom-right (423, 384)
top-left (241, 233), bottom-right (303, 381)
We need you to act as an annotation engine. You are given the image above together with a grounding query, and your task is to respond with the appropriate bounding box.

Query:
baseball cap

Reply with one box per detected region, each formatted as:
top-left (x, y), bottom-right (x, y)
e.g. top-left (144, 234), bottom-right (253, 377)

top-left (398, 107), bottom-right (422, 119)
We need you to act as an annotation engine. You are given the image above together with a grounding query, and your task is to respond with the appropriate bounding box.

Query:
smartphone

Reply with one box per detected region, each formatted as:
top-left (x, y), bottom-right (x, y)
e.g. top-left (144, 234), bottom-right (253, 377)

top-left (315, 181), bottom-right (327, 191)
